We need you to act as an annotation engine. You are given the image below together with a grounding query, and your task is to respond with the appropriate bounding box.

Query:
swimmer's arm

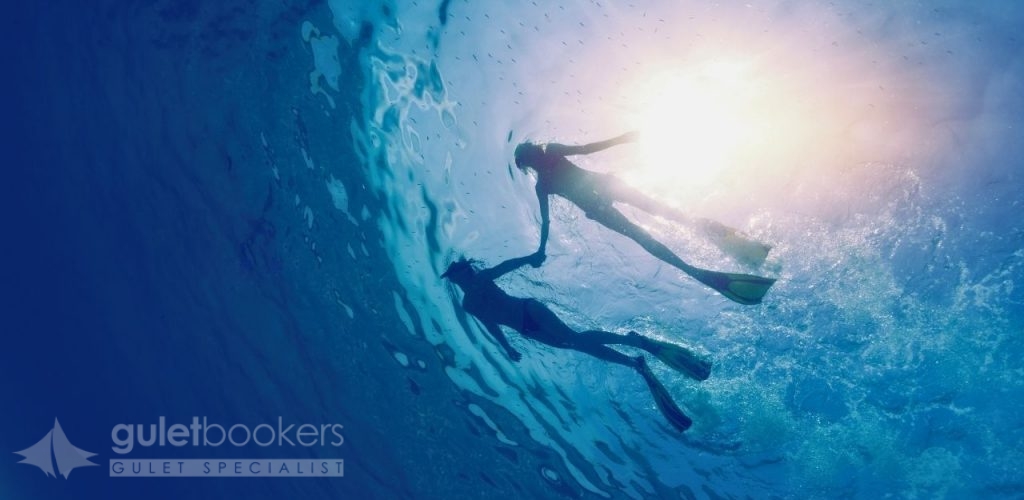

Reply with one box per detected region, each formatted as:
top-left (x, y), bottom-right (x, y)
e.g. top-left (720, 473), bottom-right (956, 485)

top-left (483, 322), bottom-right (522, 362)
top-left (535, 188), bottom-right (550, 262)
top-left (479, 254), bottom-right (537, 281)
top-left (544, 131), bottom-right (638, 156)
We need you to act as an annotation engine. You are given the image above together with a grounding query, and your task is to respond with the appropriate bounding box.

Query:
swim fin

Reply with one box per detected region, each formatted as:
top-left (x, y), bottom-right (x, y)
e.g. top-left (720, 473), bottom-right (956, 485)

top-left (637, 358), bottom-right (692, 432)
top-left (685, 266), bottom-right (776, 305)
top-left (636, 334), bottom-right (711, 381)
top-left (698, 219), bottom-right (771, 268)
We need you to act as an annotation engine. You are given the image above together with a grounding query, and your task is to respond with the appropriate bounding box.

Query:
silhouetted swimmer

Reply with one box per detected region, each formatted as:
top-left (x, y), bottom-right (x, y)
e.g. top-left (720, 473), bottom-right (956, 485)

top-left (514, 132), bottom-right (776, 305)
top-left (443, 255), bottom-right (712, 432)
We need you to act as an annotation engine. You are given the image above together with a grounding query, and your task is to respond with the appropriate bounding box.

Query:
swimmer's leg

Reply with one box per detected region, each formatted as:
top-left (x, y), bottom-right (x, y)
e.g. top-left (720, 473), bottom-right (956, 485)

top-left (565, 337), bottom-right (641, 368)
top-left (636, 356), bottom-right (693, 432)
top-left (521, 299), bottom-right (591, 347)
top-left (607, 179), bottom-right (771, 267)
top-left (532, 307), bottom-right (692, 432)
top-left (577, 330), bottom-right (711, 381)
top-left (586, 205), bottom-right (775, 305)
top-left (565, 336), bottom-right (692, 430)
top-left (520, 301), bottom-right (640, 369)
top-left (587, 204), bottom-right (693, 271)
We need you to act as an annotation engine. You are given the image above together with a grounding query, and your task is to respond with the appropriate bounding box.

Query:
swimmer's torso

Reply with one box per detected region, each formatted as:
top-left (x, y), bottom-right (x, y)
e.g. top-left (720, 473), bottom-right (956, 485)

top-left (460, 279), bottom-right (528, 332)
top-left (535, 151), bottom-right (609, 210)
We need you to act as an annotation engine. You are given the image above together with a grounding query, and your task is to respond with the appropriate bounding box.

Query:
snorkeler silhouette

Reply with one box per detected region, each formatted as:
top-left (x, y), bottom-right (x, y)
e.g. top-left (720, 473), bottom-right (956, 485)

top-left (514, 132), bottom-right (776, 305)
top-left (443, 254), bottom-right (711, 432)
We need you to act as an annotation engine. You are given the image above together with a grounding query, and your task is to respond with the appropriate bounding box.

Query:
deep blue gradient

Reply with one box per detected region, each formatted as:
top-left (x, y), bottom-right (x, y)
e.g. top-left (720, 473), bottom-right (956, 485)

top-left (3, 1), bottom-right (1023, 499)
top-left (3, 2), bottom-right (534, 498)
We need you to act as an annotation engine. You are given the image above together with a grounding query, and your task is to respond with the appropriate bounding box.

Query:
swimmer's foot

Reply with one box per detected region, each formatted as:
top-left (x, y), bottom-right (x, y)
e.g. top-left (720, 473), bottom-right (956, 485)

top-left (636, 357), bottom-right (692, 432)
top-left (629, 332), bottom-right (711, 381)
top-left (701, 220), bottom-right (771, 268)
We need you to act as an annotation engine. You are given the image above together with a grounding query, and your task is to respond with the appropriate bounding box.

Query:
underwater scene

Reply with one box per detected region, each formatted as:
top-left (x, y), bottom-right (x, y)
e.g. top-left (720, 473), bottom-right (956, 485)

top-left (4, 0), bottom-right (1023, 498)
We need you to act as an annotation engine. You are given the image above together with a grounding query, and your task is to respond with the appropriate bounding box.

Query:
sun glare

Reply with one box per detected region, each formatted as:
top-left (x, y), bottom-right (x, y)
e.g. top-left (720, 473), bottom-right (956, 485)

top-left (621, 61), bottom-right (764, 201)
top-left (591, 34), bottom-right (901, 209)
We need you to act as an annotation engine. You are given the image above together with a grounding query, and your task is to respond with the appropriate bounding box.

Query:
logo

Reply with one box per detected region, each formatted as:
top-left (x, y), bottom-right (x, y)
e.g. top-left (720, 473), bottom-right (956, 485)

top-left (13, 416), bottom-right (345, 478)
top-left (14, 418), bottom-right (98, 479)
top-left (105, 417), bottom-right (345, 478)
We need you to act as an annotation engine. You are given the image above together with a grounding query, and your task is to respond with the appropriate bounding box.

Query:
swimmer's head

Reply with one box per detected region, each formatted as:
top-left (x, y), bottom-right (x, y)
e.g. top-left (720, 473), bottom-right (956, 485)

top-left (441, 257), bottom-right (477, 283)
top-left (514, 142), bottom-right (543, 171)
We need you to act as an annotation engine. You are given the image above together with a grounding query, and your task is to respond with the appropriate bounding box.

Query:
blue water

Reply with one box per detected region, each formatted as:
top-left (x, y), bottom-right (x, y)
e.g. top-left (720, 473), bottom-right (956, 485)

top-left (3, 1), bottom-right (1023, 498)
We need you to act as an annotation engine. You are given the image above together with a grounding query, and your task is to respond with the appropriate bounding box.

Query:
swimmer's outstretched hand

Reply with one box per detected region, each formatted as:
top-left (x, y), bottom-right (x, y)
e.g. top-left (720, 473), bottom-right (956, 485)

top-left (618, 130), bottom-right (640, 143)
top-left (527, 251), bottom-right (546, 268)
